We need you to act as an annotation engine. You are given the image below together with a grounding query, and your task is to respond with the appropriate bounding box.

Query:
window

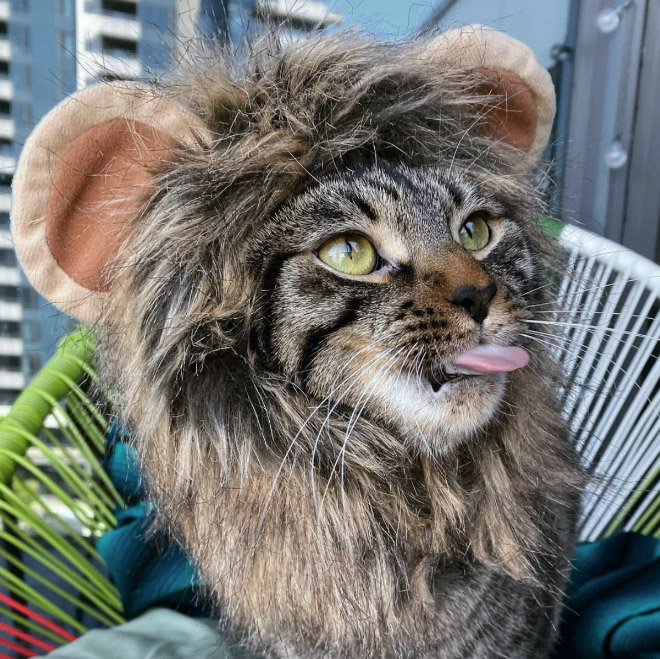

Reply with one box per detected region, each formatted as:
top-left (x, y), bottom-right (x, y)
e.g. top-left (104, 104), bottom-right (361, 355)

top-left (0, 212), bottom-right (9, 227)
top-left (0, 390), bottom-right (18, 404)
top-left (0, 249), bottom-right (16, 266)
top-left (0, 61), bottom-right (9, 76)
top-left (0, 174), bottom-right (12, 188)
top-left (140, 6), bottom-right (172, 27)
top-left (58, 68), bottom-right (76, 99)
top-left (0, 285), bottom-right (19, 301)
top-left (101, 0), bottom-right (137, 16)
top-left (0, 321), bottom-right (21, 338)
top-left (0, 22), bottom-right (7, 36)
top-left (0, 355), bottom-right (21, 370)
top-left (59, 31), bottom-right (74, 56)
top-left (0, 100), bottom-right (10, 116)
top-left (98, 71), bottom-right (132, 83)
top-left (18, 64), bottom-right (30, 91)
top-left (101, 36), bottom-right (137, 57)
top-left (0, 138), bottom-right (12, 156)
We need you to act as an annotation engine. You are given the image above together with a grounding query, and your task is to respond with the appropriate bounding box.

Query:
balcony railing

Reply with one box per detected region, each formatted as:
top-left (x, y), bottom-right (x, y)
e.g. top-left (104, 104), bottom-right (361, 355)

top-left (80, 51), bottom-right (141, 86)
top-left (0, 370), bottom-right (25, 390)
top-left (0, 154), bottom-right (15, 175)
top-left (0, 267), bottom-right (20, 287)
top-left (255, 0), bottom-right (343, 28)
top-left (0, 337), bottom-right (24, 356)
top-left (0, 301), bottom-right (20, 322)
top-left (91, 13), bottom-right (141, 42)
top-left (101, 8), bottom-right (137, 20)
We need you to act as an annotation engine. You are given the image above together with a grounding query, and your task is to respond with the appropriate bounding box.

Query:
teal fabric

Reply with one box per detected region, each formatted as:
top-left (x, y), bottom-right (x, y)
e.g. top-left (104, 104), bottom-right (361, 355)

top-left (44, 608), bottom-right (259, 659)
top-left (101, 432), bottom-right (144, 504)
top-left (98, 425), bottom-right (207, 620)
top-left (558, 532), bottom-right (660, 658)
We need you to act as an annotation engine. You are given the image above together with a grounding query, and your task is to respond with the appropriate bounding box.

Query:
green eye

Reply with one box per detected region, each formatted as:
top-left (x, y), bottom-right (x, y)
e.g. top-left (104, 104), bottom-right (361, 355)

top-left (458, 215), bottom-right (491, 251)
top-left (317, 233), bottom-right (378, 275)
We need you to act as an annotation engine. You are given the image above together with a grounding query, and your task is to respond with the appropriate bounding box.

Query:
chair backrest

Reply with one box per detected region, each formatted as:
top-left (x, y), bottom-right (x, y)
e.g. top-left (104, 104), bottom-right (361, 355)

top-left (0, 331), bottom-right (124, 656)
top-left (557, 225), bottom-right (660, 541)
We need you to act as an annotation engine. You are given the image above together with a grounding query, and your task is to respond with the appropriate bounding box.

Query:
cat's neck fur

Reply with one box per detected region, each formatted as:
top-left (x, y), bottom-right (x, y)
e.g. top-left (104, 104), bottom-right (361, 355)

top-left (120, 354), bottom-right (578, 658)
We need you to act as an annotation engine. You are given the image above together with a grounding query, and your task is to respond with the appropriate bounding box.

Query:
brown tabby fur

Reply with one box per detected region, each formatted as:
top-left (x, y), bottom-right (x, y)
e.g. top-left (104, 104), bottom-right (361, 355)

top-left (98, 33), bottom-right (581, 658)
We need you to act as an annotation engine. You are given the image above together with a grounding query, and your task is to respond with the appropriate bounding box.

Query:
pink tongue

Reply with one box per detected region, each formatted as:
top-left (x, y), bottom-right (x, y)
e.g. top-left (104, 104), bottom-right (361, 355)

top-left (453, 345), bottom-right (530, 374)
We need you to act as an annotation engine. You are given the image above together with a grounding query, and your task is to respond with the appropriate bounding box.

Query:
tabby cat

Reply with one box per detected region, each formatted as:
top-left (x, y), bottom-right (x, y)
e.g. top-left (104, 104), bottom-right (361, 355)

top-left (12, 27), bottom-right (582, 658)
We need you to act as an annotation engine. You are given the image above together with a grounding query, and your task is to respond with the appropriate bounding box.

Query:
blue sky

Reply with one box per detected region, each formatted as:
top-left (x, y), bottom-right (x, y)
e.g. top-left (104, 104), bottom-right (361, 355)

top-left (325, 0), bottom-right (570, 67)
top-left (328, 0), bottom-right (434, 38)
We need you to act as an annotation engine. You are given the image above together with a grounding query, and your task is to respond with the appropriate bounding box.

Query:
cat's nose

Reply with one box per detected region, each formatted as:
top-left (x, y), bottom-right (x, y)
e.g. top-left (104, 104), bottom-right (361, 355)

top-left (450, 282), bottom-right (497, 324)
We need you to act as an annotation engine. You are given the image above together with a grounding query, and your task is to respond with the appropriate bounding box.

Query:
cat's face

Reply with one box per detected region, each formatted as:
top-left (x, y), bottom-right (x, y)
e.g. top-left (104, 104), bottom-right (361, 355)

top-left (250, 163), bottom-right (540, 452)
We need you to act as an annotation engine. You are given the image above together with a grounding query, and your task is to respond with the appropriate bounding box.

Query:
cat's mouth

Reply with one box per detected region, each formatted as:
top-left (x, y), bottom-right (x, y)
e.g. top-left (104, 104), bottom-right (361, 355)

top-left (426, 345), bottom-right (530, 393)
top-left (427, 364), bottom-right (473, 392)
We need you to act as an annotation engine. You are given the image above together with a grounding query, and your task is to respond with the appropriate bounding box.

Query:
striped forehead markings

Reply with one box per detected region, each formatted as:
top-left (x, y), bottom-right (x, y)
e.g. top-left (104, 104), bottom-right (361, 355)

top-left (436, 175), bottom-right (464, 207)
top-left (345, 192), bottom-right (378, 221)
top-left (369, 168), bottom-right (468, 223)
top-left (370, 181), bottom-right (400, 201)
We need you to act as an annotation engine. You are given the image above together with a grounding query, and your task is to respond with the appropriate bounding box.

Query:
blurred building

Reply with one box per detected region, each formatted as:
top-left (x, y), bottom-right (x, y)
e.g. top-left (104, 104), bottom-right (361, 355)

top-left (0, 1), bottom-right (20, 412)
top-left (253, 0), bottom-right (341, 30)
top-left (0, 0), bottom-right (209, 413)
top-left (75, 0), bottom-right (191, 86)
top-left (0, 0), bottom-right (341, 412)
top-left (0, 0), bottom-right (78, 413)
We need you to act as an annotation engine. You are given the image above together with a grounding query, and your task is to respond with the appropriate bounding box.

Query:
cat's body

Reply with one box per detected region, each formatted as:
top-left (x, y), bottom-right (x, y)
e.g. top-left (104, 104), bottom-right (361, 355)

top-left (13, 29), bottom-right (581, 658)
top-left (100, 57), bottom-right (580, 657)
top-left (104, 163), bottom-right (579, 658)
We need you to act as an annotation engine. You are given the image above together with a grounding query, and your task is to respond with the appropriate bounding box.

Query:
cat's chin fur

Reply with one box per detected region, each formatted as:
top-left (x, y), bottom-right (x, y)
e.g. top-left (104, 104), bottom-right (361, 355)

top-left (367, 370), bottom-right (507, 454)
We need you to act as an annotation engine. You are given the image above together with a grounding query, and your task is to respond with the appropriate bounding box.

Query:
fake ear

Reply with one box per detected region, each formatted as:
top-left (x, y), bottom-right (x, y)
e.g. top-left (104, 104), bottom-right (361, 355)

top-left (427, 25), bottom-right (556, 172)
top-left (11, 82), bottom-right (210, 323)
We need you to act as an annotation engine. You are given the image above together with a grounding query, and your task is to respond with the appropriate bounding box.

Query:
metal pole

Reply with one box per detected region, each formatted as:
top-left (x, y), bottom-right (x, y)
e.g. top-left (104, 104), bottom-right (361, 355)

top-left (549, 0), bottom-right (581, 215)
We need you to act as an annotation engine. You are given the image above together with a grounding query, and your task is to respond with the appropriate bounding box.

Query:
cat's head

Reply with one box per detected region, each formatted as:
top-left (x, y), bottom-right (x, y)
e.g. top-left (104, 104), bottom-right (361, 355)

top-left (247, 162), bottom-right (545, 451)
top-left (11, 27), bottom-right (556, 458)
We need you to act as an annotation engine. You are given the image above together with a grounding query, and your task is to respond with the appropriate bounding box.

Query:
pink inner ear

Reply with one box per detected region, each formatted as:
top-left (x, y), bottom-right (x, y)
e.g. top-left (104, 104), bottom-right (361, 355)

top-left (475, 68), bottom-right (537, 152)
top-left (45, 118), bottom-right (177, 292)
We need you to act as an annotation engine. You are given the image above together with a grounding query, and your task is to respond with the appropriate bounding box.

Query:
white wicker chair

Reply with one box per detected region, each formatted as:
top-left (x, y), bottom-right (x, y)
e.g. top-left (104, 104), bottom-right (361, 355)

top-left (556, 225), bottom-right (660, 541)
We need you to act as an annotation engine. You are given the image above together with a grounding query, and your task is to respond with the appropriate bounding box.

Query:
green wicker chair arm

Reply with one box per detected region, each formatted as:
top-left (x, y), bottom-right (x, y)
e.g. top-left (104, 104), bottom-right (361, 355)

top-left (0, 329), bottom-right (96, 486)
